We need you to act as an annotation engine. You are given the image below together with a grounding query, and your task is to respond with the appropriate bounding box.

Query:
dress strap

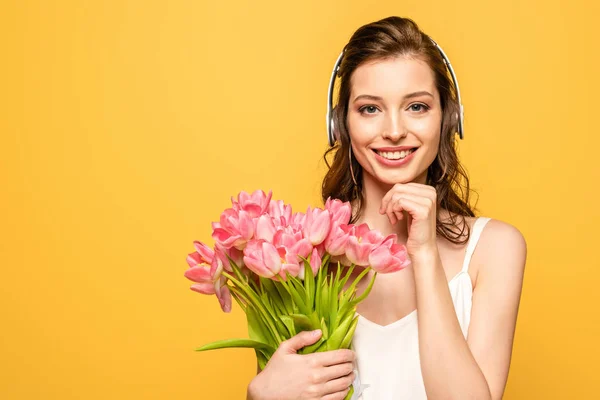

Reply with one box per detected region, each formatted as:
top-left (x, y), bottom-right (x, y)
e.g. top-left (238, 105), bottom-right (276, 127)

top-left (461, 217), bottom-right (492, 273)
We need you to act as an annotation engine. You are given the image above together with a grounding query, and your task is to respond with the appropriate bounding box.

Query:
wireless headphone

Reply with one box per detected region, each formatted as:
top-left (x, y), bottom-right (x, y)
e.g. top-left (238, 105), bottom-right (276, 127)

top-left (326, 37), bottom-right (464, 147)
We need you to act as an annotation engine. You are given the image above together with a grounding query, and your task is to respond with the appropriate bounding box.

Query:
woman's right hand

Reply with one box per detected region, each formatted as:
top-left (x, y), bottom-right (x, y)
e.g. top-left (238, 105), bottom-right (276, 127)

top-left (247, 329), bottom-right (356, 400)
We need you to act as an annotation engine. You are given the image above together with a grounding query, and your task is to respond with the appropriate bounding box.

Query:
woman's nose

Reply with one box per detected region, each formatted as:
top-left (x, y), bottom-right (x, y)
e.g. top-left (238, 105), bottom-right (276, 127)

top-left (381, 113), bottom-right (408, 141)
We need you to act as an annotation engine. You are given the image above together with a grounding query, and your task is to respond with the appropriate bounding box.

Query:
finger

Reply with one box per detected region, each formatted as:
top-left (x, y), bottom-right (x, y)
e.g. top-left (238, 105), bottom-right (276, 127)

top-left (380, 189), bottom-right (393, 214)
top-left (323, 371), bottom-right (355, 394)
top-left (393, 197), bottom-right (428, 220)
top-left (280, 329), bottom-right (322, 353)
top-left (393, 210), bottom-right (403, 224)
top-left (390, 193), bottom-right (431, 210)
top-left (380, 183), bottom-right (407, 214)
top-left (384, 192), bottom-right (399, 216)
top-left (322, 361), bottom-right (354, 382)
top-left (321, 387), bottom-right (351, 400)
top-left (404, 182), bottom-right (438, 197)
top-left (387, 208), bottom-right (398, 225)
top-left (387, 183), bottom-right (437, 204)
top-left (309, 349), bottom-right (355, 367)
top-left (389, 193), bottom-right (432, 225)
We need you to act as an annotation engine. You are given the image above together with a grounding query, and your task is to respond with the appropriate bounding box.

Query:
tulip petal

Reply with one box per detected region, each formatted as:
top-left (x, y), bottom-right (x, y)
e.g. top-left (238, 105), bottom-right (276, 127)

top-left (192, 241), bottom-right (214, 263)
top-left (186, 252), bottom-right (202, 268)
top-left (190, 282), bottom-right (216, 295)
top-left (184, 266), bottom-right (212, 283)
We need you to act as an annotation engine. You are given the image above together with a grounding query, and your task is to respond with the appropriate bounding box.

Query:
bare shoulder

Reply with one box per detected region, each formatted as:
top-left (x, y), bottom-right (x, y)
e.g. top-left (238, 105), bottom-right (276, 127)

top-left (475, 217), bottom-right (528, 284)
top-left (479, 218), bottom-right (527, 258)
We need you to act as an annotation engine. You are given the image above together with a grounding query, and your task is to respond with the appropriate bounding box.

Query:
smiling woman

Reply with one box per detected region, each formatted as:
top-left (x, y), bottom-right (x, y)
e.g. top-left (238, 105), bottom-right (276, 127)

top-left (247, 16), bottom-right (526, 400)
top-left (322, 20), bottom-right (476, 246)
top-left (317, 16), bottom-right (526, 400)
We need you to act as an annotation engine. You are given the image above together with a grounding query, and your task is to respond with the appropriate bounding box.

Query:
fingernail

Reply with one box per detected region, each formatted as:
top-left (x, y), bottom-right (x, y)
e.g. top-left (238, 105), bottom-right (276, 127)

top-left (313, 329), bottom-right (321, 336)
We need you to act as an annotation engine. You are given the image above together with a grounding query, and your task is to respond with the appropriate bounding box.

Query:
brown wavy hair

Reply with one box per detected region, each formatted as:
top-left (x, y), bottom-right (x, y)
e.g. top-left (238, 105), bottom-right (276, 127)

top-left (321, 16), bottom-right (479, 245)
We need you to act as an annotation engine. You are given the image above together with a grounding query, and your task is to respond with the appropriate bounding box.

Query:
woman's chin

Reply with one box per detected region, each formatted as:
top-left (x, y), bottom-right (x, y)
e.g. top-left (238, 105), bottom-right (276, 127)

top-left (375, 173), bottom-right (415, 185)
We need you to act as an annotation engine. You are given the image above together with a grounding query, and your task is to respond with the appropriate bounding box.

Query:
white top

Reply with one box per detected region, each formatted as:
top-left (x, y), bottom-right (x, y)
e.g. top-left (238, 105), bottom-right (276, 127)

top-left (351, 217), bottom-right (492, 400)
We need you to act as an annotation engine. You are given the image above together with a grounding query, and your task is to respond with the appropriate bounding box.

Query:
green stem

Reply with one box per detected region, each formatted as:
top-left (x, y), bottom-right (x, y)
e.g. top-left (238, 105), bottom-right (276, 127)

top-left (351, 271), bottom-right (377, 305)
top-left (222, 271), bottom-right (283, 344)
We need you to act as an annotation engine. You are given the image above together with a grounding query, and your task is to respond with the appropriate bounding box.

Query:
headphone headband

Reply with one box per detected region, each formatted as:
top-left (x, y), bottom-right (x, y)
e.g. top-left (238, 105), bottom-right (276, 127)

top-left (326, 37), bottom-right (464, 146)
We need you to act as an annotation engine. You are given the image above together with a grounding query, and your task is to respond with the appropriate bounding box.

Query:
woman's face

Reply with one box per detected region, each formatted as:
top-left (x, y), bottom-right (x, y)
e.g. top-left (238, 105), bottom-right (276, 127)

top-left (346, 56), bottom-right (442, 186)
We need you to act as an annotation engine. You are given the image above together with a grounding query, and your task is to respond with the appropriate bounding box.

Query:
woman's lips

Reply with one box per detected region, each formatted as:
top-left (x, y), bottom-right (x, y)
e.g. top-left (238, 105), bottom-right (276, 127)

top-left (372, 148), bottom-right (417, 167)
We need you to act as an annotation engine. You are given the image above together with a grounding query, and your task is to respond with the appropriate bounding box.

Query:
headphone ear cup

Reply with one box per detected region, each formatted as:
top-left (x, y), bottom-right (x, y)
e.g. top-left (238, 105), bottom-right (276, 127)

top-left (331, 106), bottom-right (340, 143)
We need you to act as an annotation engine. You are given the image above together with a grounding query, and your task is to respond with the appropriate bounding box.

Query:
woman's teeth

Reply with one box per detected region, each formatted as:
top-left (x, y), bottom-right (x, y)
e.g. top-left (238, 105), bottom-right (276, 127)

top-left (376, 149), bottom-right (415, 160)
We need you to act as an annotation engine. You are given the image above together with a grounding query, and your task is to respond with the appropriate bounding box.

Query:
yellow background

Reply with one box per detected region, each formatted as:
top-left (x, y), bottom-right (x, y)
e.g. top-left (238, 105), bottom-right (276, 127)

top-left (1, 0), bottom-right (598, 398)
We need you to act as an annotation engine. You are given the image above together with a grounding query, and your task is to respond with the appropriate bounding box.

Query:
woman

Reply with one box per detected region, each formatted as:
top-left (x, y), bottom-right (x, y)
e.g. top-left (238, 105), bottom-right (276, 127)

top-left (247, 16), bottom-right (526, 400)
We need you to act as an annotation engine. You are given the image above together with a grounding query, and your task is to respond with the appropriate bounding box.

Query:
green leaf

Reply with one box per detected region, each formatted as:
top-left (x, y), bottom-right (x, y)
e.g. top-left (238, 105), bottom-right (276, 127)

top-left (346, 266), bottom-right (371, 295)
top-left (328, 263), bottom-right (340, 332)
top-left (327, 311), bottom-right (355, 350)
top-left (315, 265), bottom-right (325, 317)
top-left (290, 313), bottom-right (314, 331)
top-left (338, 264), bottom-right (355, 293)
top-left (247, 303), bottom-right (275, 345)
top-left (350, 270), bottom-right (377, 306)
top-left (302, 258), bottom-right (315, 310)
top-left (195, 338), bottom-right (275, 352)
top-left (320, 280), bottom-right (330, 327)
top-left (340, 316), bottom-right (359, 349)
top-left (272, 279), bottom-right (294, 314)
top-left (320, 316), bottom-right (329, 339)
top-left (279, 315), bottom-right (296, 337)
top-left (281, 274), bottom-right (309, 315)
top-left (344, 385), bottom-right (355, 400)
top-left (255, 349), bottom-right (269, 371)
top-left (299, 336), bottom-right (325, 354)
top-left (227, 255), bottom-right (247, 284)
top-left (223, 271), bottom-right (283, 344)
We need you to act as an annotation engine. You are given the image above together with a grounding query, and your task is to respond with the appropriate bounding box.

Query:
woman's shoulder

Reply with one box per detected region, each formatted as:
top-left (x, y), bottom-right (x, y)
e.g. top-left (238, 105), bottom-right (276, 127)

top-left (477, 217), bottom-right (527, 252)
top-left (439, 209), bottom-right (526, 250)
top-left (471, 217), bottom-right (527, 283)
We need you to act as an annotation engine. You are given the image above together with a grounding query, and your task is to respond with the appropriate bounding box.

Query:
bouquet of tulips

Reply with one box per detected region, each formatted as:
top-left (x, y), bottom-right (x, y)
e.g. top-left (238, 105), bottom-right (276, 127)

top-left (184, 190), bottom-right (411, 399)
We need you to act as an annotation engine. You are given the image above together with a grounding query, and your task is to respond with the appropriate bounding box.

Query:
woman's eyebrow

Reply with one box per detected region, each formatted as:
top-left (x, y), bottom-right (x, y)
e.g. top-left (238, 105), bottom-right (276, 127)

top-left (352, 91), bottom-right (434, 103)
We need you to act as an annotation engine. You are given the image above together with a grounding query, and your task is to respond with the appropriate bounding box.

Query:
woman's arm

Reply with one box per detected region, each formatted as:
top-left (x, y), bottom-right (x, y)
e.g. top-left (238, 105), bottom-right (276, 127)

top-left (413, 219), bottom-right (527, 400)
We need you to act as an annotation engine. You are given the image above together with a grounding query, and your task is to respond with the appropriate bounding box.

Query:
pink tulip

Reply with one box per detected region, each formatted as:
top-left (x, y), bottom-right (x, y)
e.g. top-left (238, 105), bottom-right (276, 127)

top-left (345, 224), bottom-right (388, 267)
top-left (190, 282), bottom-right (217, 295)
top-left (273, 227), bottom-right (313, 260)
top-left (278, 252), bottom-right (303, 280)
top-left (214, 243), bottom-right (244, 272)
top-left (232, 190), bottom-right (273, 218)
top-left (309, 247), bottom-right (322, 275)
top-left (303, 207), bottom-right (331, 246)
top-left (185, 241), bottom-right (217, 285)
top-left (255, 214), bottom-right (277, 242)
top-left (216, 284), bottom-right (232, 313)
top-left (267, 225), bottom-right (314, 280)
top-left (324, 223), bottom-right (352, 256)
top-left (186, 242), bottom-right (233, 312)
top-left (243, 239), bottom-right (282, 278)
top-left (291, 212), bottom-right (306, 229)
top-left (190, 274), bottom-right (232, 313)
top-left (191, 241), bottom-right (214, 265)
top-left (369, 242), bottom-right (412, 273)
top-left (325, 197), bottom-right (352, 226)
top-left (212, 208), bottom-right (254, 250)
top-left (268, 199), bottom-right (292, 227)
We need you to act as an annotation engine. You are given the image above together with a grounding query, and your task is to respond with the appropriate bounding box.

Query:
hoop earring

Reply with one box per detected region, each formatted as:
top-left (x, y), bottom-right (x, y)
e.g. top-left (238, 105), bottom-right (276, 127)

top-left (433, 156), bottom-right (448, 184)
top-left (348, 144), bottom-right (358, 186)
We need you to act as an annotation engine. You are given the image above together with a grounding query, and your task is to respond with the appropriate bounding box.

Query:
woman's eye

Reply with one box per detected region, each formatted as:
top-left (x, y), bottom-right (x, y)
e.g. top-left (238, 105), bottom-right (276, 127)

top-left (409, 103), bottom-right (429, 112)
top-left (359, 105), bottom-right (379, 115)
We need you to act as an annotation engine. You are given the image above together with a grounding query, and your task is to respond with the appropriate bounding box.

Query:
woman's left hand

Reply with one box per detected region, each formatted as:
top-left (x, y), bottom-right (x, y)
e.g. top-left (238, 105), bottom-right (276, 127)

top-left (379, 182), bottom-right (438, 257)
